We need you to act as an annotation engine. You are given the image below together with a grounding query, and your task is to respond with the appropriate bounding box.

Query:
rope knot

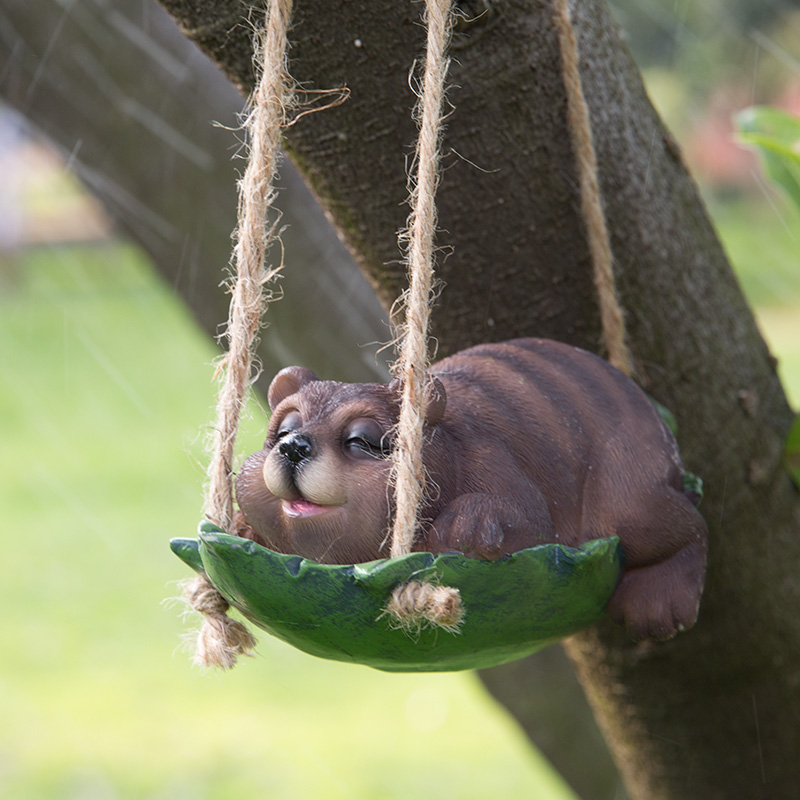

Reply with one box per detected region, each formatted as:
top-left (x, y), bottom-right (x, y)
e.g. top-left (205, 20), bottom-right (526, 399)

top-left (385, 580), bottom-right (464, 633)
top-left (182, 575), bottom-right (257, 669)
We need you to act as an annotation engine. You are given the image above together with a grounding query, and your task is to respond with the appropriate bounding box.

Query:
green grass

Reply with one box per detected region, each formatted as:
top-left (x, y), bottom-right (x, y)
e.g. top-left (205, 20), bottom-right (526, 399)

top-left (0, 245), bottom-right (573, 800)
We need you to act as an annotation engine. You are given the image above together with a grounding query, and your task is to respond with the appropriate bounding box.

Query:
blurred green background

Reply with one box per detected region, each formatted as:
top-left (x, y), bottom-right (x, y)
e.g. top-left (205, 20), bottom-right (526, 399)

top-left (1, 2), bottom-right (799, 798)
top-left (0, 241), bottom-right (578, 799)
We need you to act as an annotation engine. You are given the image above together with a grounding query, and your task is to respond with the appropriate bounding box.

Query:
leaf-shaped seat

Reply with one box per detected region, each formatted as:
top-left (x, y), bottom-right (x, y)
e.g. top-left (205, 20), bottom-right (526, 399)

top-left (171, 522), bottom-right (622, 672)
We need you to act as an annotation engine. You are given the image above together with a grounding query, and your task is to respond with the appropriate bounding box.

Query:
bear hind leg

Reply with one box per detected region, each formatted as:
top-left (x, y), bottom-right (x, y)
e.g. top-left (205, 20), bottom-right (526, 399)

top-left (604, 488), bottom-right (708, 641)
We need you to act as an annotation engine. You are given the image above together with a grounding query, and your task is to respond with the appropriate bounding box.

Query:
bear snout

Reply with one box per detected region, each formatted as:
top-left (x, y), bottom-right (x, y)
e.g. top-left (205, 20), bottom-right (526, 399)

top-left (278, 432), bottom-right (314, 465)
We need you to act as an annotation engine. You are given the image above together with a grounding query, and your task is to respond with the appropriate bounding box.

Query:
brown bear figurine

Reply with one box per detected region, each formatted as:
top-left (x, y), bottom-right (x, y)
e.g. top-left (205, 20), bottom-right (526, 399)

top-left (235, 338), bottom-right (708, 641)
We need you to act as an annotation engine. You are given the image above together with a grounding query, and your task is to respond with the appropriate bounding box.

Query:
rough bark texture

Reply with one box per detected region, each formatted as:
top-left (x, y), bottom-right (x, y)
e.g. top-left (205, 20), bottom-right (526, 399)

top-left (154, 1), bottom-right (800, 796)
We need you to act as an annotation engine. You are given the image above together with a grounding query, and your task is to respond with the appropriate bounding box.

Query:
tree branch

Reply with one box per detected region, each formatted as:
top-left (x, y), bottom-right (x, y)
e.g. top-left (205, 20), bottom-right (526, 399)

top-left (1, 0), bottom-right (623, 795)
top-left (0, 0), bottom-right (387, 382)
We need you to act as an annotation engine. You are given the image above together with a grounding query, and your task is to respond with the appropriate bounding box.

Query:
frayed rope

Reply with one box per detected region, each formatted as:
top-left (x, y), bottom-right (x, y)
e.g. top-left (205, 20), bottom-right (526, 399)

top-left (383, 0), bottom-right (462, 634)
top-left (182, 0), bottom-right (295, 668)
top-left (181, 575), bottom-right (257, 670)
top-left (384, 580), bottom-right (464, 634)
top-left (552, 0), bottom-right (633, 377)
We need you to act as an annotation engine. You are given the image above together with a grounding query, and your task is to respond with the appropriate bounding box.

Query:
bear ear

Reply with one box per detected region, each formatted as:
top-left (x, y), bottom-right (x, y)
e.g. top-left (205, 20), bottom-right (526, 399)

top-left (268, 367), bottom-right (319, 410)
top-left (425, 376), bottom-right (447, 427)
top-left (387, 376), bottom-right (446, 427)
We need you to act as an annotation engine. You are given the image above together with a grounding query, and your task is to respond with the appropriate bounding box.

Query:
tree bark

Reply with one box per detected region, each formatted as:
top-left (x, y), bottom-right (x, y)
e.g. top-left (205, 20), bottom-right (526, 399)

top-left (154, 1), bottom-right (800, 797)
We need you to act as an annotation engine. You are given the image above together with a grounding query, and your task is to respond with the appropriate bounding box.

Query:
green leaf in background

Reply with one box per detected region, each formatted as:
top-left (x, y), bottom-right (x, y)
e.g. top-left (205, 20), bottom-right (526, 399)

top-left (787, 415), bottom-right (800, 489)
top-left (735, 106), bottom-right (800, 211)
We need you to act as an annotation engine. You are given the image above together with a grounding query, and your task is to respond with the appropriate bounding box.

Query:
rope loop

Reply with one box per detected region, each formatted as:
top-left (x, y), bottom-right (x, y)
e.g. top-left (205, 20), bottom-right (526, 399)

top-left (183, 575), bottom-right (257, 669)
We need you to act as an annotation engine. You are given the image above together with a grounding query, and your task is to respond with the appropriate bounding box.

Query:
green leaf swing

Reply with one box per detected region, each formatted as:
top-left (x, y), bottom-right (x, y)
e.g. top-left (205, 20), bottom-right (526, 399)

top-left (171, 0), bottom-right (627, 672)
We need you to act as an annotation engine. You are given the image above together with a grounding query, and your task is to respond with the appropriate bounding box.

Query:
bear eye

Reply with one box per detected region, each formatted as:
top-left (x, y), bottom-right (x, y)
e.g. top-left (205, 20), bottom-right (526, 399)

top-left (276, 411), bottom-right (303, 440)
top-left (343, 418), bottom-right (390, 460)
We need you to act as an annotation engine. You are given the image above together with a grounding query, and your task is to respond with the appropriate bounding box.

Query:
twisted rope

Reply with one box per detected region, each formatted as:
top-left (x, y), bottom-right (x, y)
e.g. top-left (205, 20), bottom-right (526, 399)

top-left (387, 0), bottom-right (463, 632)
top-left (390, 0), bottom-right (454, 559)
top-left (185, 0), bottom-right (294, 669)
top-left (553, 0), bottom-right (633, 376)
top-left (206, 0), bottom-right (294, 532)
top-left (182, 574), bottom-right (257, 669)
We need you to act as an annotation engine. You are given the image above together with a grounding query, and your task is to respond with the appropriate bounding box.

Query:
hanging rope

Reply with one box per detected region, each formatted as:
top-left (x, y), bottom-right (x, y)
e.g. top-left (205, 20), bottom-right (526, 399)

top-left (390, 0), bottom-right (453, 558)
top-left (386, 0), bottom-right (463, 632)
top-left (183, 0), bottom-right (294, 668)
top-left (206, 0), bottom-right (294, 533)
top-left (553, 0), bottom-right (634, 377)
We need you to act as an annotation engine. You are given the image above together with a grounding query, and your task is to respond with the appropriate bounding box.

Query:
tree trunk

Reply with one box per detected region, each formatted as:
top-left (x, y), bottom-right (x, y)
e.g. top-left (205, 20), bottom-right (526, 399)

top-left (154, 1), bottom-right (800, 796)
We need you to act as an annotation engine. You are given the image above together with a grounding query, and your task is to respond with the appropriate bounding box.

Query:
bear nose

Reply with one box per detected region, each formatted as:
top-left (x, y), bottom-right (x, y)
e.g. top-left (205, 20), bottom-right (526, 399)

top-left (278, 432), bottom-right (314, 464)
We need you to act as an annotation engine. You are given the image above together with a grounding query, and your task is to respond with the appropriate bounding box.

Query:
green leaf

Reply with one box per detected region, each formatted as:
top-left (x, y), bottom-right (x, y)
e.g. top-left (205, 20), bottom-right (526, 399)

top-left (786, 415), bottom-right (800, 489)
top-left (683, 471), bottom-right (704, 506)
top-left (171, 522), bottom-right (622, 673)
top-left (649, 395), bottom-right (678, 437)
top-left (735, 106), bottom-right (800, 211)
